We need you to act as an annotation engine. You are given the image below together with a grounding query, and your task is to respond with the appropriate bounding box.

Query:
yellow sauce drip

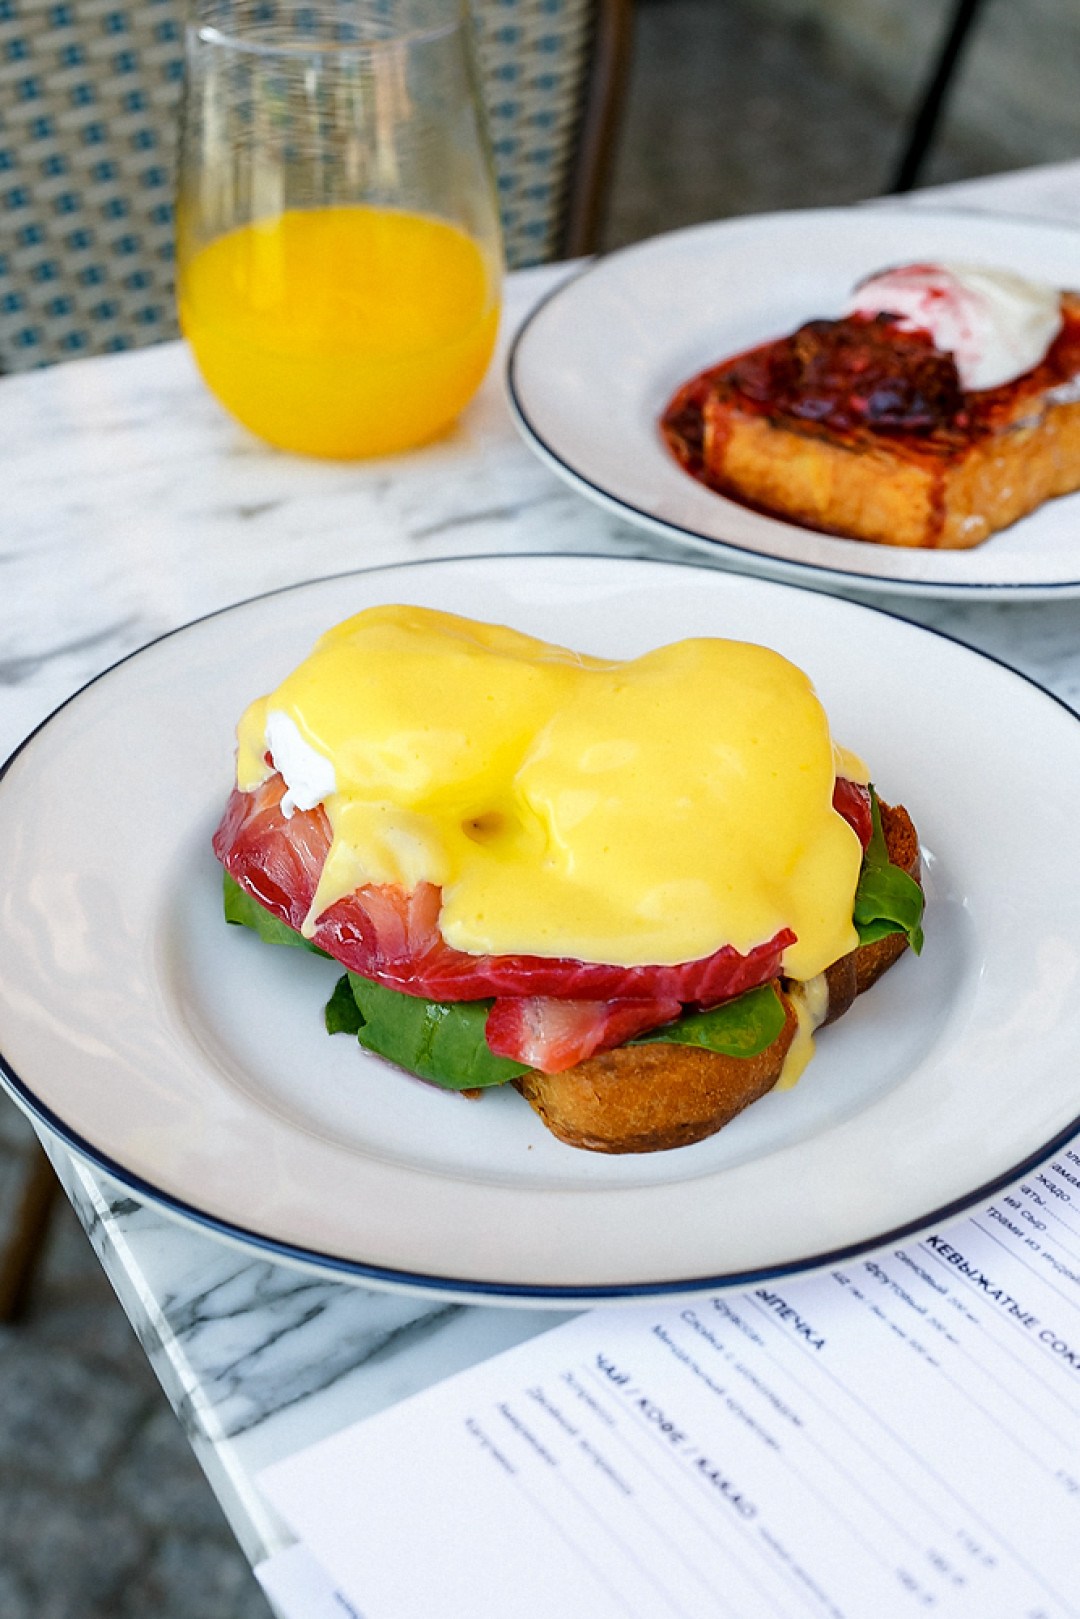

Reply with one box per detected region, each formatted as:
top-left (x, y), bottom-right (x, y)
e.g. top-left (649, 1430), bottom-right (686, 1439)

top-left (776, 974), bottom-right (831, 1090)
top-left (235, 606), bottom-right (865, 976)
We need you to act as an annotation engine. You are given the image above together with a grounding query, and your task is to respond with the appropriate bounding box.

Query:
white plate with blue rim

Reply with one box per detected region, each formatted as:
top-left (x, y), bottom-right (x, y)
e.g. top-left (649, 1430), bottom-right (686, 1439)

top-left (508, 208), bottom-right (1080, 600)
top-left (0, 553), bottom-right (1078, 1303)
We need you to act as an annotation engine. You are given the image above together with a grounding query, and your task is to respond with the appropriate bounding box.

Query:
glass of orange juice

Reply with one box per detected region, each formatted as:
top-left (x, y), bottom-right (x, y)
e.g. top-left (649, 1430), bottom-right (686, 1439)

top-left (176, 0), bottom-right (502, 458)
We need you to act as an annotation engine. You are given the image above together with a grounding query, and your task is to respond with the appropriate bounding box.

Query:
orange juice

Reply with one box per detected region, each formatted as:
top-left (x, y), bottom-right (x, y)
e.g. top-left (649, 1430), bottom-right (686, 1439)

top-left (178, 206), bottom-right (500, 458)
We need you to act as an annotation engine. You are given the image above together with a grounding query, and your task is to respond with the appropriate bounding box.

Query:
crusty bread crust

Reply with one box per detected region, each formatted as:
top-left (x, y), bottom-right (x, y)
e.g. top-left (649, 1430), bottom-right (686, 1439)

top-left (516, 799), bottom-right (921, 1153)
top-left (821, 800), bottom-right (920, 1022)
top-left (693, 292), bottom-right (1080, 550)
top-left (515, 997), bottom-right (799, 1154)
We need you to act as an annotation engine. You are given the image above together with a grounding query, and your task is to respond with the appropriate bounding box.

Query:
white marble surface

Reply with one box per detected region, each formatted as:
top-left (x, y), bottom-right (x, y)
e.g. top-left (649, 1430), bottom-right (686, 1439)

top-left (7, 162), bottom-right (1080, 1574)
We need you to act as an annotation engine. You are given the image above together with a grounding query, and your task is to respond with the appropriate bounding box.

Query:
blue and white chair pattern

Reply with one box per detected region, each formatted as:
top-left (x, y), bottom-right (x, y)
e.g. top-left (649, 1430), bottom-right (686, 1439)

top-left (0, 0), bottom-right (629, 370)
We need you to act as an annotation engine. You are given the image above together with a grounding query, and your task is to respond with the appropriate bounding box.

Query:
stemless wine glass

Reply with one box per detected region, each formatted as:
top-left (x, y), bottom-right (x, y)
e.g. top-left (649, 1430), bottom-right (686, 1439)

top-left (176, 0), bottom-right (502, 458)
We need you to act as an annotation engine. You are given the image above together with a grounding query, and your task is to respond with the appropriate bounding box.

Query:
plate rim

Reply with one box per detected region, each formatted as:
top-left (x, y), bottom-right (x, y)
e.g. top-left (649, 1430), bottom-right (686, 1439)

top-left (4, 549), bottom-right (1080, 1304)
top-left (507, 204), bottom-right (1080, 603)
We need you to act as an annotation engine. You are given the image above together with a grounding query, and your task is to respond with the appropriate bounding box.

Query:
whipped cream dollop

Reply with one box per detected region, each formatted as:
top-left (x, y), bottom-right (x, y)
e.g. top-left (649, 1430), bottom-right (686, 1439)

top-left (843, 262), bottom-right (1062, 392)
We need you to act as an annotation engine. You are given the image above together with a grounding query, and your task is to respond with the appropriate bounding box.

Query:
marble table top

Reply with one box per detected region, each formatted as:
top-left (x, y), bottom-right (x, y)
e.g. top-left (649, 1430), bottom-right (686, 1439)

top-left (7, 159), bottom-right (1080, 1575)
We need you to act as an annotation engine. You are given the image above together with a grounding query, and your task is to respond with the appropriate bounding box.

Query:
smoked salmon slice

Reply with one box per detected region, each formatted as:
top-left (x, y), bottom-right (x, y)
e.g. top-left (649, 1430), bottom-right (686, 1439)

top-left (214, 770), bottom-right (869, 1070)
top-left (214, 771), bottom-right (800, 1002)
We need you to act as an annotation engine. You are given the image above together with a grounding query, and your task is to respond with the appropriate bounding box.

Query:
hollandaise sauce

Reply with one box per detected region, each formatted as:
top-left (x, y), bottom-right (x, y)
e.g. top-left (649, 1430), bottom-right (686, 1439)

top-left (235, 606), bottom-right (867, 980)
top-left (179, 207), bottom-right (500, 459)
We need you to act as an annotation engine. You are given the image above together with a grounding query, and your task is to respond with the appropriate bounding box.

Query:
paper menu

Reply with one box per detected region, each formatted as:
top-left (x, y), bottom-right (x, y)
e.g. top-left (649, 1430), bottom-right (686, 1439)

top-left (259, 1151), bottom-right (1080, 1619)
top-left (255, 1543), bottom-right (355, 1619)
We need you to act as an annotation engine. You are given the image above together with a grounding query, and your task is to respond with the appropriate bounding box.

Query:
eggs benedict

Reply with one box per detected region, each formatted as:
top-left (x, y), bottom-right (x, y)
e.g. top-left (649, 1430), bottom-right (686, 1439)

top-left (213, 605), bottom-right (924, 1152)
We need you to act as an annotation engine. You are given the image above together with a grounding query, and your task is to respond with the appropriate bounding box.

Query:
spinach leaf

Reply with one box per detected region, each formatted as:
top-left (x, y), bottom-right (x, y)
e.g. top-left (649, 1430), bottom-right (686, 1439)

top-left (346, 973), bottom-right (528, 1090)
top-left (223, 873), bottom-right (333, 957)
top-left (632, 982), bottom-right (786, 1056)
top-left (853, 788), bottom-right (924, 954)
top-left (325, 974), bottom-right (364, 1036)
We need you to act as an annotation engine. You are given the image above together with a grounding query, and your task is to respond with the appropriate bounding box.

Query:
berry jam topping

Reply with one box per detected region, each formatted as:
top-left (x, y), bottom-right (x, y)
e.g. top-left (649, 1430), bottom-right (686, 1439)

top-left (728, 314), bottom-right (967, 434)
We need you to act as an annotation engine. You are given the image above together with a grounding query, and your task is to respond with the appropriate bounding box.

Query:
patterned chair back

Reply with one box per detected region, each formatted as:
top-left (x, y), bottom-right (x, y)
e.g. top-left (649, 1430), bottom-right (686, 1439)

top-left (0, 0), bottom-right (614, 370)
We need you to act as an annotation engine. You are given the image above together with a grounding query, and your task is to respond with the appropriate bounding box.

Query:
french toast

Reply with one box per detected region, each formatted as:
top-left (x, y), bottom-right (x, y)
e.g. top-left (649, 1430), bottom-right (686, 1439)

top-left (515, 801), bottom-right (920, 1154)
top-left (661, 292), bottom-right (1080, 550)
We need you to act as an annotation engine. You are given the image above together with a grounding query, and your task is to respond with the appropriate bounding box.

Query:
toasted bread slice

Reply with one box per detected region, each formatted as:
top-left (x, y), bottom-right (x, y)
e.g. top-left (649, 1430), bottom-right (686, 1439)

top-left (515, 998), bottom-right (800, 1154)
top-left (516, 800), bottom-right (920, 1153)
top-left (665, 294), bottom-right (1080, 550)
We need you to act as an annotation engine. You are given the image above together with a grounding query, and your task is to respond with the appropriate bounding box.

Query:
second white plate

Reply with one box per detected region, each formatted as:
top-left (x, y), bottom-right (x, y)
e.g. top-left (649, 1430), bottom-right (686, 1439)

top-left (508, 208), bottom-right (1080, 599)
